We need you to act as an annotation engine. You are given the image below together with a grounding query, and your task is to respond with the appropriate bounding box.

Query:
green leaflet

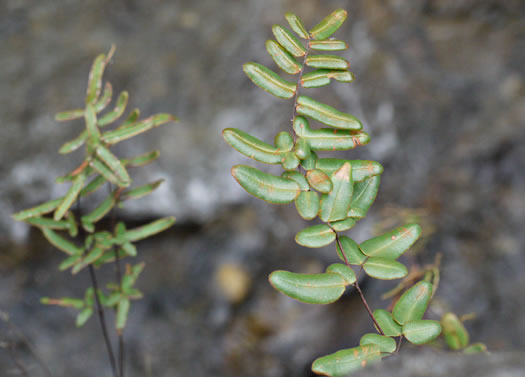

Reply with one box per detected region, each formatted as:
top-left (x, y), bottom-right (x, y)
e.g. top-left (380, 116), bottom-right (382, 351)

top-left (265, 40), bottom-right (301, 74)
top-left (121, 241), bottom-right (137, 257)
top-left (306, 169), bottom-right (332, 193)
top-left (309, 8), bottom-right (347, 41)
top-left (90, 158), bottom-right (120, 186)
top-left (94, 82), bottom-right (113, 112)
top-left (231, 165), bottom-right (299, 204)
top-left (96, 145), bottom-right (131, 187)
top-left (80, 175), bottom-right (106, 198)
top-left (285, 12), bottom-right (309, 39)
top-left (363, 257), bottom-right (408, 280)
top-left (98, 91), bottom-right (129, 126)
top-left (301, 150), bottom-right (318, 171)
top-left (336, 236), bottom-right (366, 265)
top-left (359, 223), bottom-right (422, 259)
top-left (122, 150), bottom-right (160, 167)
top-left (296, 96), bottom-right (362, 130)
top-left (93, 249), bottom-right (127, 267)
top-left (325, 263), bottom-right (356, 284)
top-left (373, 309), bottom-right (402, 337)
top-left (311, 345), bottom-right (381, 377)
top-left (55, 109), bottom-right (84, 122)
top-left (441, 313), bottom-right (469, 350)
top-left (104, 118), bottom-right (157, 144)
top-left (80, 194), bottom-right (116, 229)
top-left (55, 165), bottom-right (94, 184)
top-left (274, 131), bottom-right (294, 151)
top-left (120, 108), bottom-right (141, 127)
top-left (306, 54), bottom-right (349, 70)
top-left (54, 172), bottom-right (87, 221)
top-left (271, 25), bottom-right (306, 57)
top-left (281, 171), bottom-right (309, 190)
top-left (76, 308), bottom-right (94, 327)
top-left (294, 137), bottom-right (311, 159)
top-left (315, 159), bottom-right (383, 182)
top-left (116, 298), bottom-right (130, 331)
top-left (348, 175), bottom-right (380, 217)
top-left (41, 297), bottom-right (84, 309)
top-left (360, 333), bottom-right (396, 354)
top-left (281, 151), bottom-right (300, 171)
top-left (309, 40), bottom-right (348, 51)
top-left (268, 269), bottom-right (349, 304)
top-left (151, 113), bottom-right (178, 126)
top-left (402, 320), bottom-right (442, 345)
top-left (42, 228), bottom-right (83, 256)
top-left (25, 217), bottom-right (70, 230)
top-left (13, 198), bottom-right (62, 221)
top-left (295, 224), bottom-right (335, 248)
top-left (67, 212), bottom-right (78, 237)
top-left (85, 103), bottom-right (100, 143)
top-left (72, 247), bottom-right (104, 274)
top-left (59, 131), bottom-right (88, 154)
top-left (293, 116), bottom-right (369, 151)
top-left (121, 179), bottom-right (164, 201)
top-left (122, 263), bottom-right (145, 291)
top-left (464, 343), bottom-right (488, 354)
top-left (295, 191), bottom-right (320, 220)
top-left (301, 69), bottom-right (354, 88)
top-left (102, 114), bottom-right (176, 145)
top-left (243, 62), bottom-right (296, 99)
top-left (330, 217), bottom-right (357, 232)
top-left (122, 217), bottom-right (175, 242)
top-left (93, 231), bottom-right (113, 250)
top-left (104, 293), bottom-right (122, 308)
top-left (320, 162), bottom-right (353, 222)
top-left (392, 281), bottom-right (433, 325)
top-left (85, 53), bottom-right (106, 104)
top-left (59, 254), bottom-right (82, 271)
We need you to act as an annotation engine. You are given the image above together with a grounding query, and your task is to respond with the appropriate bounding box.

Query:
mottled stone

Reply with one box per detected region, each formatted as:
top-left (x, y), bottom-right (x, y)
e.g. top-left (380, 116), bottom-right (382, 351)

top-left (1, 1), bottom-right (525, 376)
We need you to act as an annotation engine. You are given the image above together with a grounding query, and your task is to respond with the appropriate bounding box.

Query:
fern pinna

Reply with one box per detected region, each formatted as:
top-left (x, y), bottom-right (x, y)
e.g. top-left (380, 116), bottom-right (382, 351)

top-left (223, 9), bottom-right (442, 376)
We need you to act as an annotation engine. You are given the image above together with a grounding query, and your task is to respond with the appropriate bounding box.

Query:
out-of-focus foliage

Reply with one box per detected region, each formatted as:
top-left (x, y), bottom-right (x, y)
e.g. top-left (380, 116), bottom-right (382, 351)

top-left (12, 47), bottom-right (177, 373)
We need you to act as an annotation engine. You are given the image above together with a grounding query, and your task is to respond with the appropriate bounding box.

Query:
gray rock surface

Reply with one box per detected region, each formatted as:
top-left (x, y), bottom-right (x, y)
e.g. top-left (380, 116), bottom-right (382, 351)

top-left (1, 0), bottom-right (525, 376)
top-left (358, 349), bottom-right (525, 377)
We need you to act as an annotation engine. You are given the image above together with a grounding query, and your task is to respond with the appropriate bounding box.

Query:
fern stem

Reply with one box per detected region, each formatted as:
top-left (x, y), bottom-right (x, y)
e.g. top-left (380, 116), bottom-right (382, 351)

top-left (290, 41), bottom-right (311, 140)
top-left (334, 232), bottom-right (385, 336)
top-left (78, 199), bottom-right (120, 377)
top-left (88, 263), bottom-right (119, 377)
top-left (396, 335), bottom-right (403, 352)
top-left (108, 183), bottom-right (126, 377)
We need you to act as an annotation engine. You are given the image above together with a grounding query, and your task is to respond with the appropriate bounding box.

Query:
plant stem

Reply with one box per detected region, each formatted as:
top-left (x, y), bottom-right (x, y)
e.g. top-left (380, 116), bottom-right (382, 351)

top-left (88, 264), bottom-right (120, 377)
top-left (353, 281), bottom-right (384, 336)
top-left (118, 335), bottom-right (125, 377)
top-left (290, 40), bottom-right (311, 139)
top-left (78, 199), bottom-right (119, 377)
top-left (396, 335), bottom-right (403, 352)
top-left (108, 183), bottom-right (125, 377)
top-left (334, 232), bottom-right (385, 336)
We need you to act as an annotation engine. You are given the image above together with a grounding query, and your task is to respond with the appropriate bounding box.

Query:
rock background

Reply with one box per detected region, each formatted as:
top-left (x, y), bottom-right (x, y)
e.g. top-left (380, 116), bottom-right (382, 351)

top-left (1, 0), bottom-right (524, 376)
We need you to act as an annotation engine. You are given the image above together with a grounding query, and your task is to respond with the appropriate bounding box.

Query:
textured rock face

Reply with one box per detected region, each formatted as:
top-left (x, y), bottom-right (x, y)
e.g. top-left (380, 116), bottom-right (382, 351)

top-left (1, 0), bottom-right (525, 376)
top-left (358, 349), bottom-right (525, 377)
